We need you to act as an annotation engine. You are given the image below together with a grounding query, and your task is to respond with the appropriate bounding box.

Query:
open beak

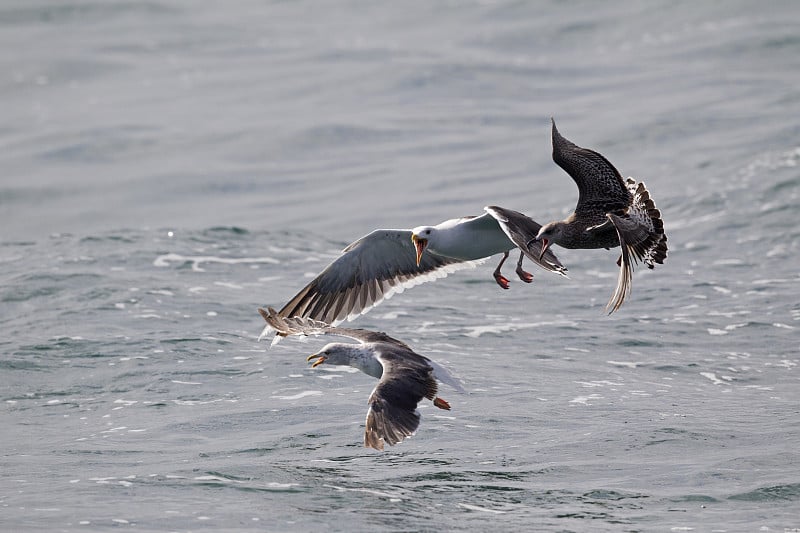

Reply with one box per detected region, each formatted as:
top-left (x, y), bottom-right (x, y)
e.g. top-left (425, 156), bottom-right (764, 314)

top-left (411, 234), bottom-right (428, 266)
top-left (307, 353), bottom-right (326, 368)
top-left (538, 238), bottom-right (550, 261)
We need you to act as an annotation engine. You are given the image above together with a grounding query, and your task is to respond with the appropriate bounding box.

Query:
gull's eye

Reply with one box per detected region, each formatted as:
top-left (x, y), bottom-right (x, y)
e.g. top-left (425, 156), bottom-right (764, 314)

top-left (425, 230), bottom-right (430, 235)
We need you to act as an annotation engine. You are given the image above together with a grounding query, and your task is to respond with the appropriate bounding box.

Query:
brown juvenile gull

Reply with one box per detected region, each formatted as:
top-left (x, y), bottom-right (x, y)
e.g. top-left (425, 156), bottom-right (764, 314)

top-left (259, 307), bottom-right (464, 451)
top-left (266, 206), bottom-right (567, 333)
top-left (531, 119), bottom-right (668, 313)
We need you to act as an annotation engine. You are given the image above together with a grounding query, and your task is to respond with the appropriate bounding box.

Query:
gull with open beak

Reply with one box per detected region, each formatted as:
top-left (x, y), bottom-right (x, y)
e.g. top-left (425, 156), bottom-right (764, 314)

top-left (260, 307), bottom-right (464, 450)
top-left (263, 205), bottom-right (567, 336)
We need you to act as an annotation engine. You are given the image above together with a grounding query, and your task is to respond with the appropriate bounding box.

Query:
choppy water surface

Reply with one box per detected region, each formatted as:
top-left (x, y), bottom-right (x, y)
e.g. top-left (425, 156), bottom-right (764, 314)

top-left (2, 1), bottom-right (799, 531)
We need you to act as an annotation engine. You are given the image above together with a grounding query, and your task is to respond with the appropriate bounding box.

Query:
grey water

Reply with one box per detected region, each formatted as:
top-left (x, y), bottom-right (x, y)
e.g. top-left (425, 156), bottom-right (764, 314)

top-left (2, 1), bottom-right (799, 531)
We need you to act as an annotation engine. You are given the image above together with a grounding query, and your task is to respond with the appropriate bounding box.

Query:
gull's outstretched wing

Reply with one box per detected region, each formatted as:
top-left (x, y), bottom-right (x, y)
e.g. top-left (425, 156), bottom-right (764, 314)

top-left (258, 307), bottom-right (412, 349)
top-left (276, 229), bottom-right (482, 326)
top-left (364, 349), bottom-right (441, 450)
top-left (260, 307), bottom-right (466, 393)
top-left (551, 118), bottom-right (631, 219)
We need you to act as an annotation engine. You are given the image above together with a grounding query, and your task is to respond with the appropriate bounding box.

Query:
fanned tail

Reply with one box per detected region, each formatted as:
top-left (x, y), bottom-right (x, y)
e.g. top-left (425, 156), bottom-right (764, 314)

top-left (604, 178), bottom-right (668, 313)
top-left (629, 179), bottom-right (668, 268)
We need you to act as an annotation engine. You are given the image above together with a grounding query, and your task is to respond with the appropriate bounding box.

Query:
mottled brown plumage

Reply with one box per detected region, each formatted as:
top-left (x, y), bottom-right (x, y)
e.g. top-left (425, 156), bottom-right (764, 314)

top-left (534, 119), bottom-right (668, 313)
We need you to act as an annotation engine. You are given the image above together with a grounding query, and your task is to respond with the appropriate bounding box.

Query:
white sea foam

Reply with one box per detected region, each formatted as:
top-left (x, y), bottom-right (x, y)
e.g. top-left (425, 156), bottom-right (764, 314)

top-left (271, 390), bottom-right (323, 400)
top-left (153, 253), bottom-right (279, 272)
top-left (457, 503), bottom-right (506, 514)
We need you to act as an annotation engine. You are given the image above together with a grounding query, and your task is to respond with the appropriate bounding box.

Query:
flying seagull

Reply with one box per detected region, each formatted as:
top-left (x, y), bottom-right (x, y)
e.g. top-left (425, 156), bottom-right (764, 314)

top-left (259, 307), bottom-right (464, 451)
top-left (266, 206), bottom-right (567, 330)
top-left (532, 119), bottom-right (668, 313)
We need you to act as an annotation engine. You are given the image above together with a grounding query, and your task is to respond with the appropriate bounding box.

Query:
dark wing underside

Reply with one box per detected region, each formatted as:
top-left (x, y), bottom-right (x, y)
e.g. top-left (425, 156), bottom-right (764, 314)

top-left (364, 349), bottom-right (439, 450)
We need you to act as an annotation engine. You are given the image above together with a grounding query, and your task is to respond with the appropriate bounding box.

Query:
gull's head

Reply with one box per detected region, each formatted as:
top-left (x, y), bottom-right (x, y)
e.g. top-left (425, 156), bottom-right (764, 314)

top-left (410, 226), bottom-right (435, 266)
top-left (307, 342), bottom-right (358, 368)
top-left (533, 222), bottom-right (564, 260)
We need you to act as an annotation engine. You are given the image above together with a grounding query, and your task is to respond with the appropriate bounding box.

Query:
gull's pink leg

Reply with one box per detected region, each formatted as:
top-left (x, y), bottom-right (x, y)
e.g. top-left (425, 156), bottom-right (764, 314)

top-left (515, 251), bottom-right (534, 283)
top-left (493, 251), bottom-right (510, 289)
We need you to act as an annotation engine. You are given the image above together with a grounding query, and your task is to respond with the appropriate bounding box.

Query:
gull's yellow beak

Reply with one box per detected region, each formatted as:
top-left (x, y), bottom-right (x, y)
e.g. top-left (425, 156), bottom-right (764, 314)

top-left (411, 234), bottom-right (428, 267)
top-left (307, 353), bottom-right (326, 368)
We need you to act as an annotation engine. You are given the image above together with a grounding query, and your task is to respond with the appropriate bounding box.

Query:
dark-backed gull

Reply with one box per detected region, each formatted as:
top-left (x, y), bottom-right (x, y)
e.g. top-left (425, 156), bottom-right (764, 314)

top-left (531, 119), bottom-right (668, 313)
top-left (259, 307), bottom-right (464, 450)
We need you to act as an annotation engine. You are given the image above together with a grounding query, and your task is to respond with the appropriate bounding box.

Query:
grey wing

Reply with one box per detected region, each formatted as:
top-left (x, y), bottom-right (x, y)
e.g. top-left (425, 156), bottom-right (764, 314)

top-left (276, 229), bottom-right (479, 326)
top-left (258, 307), bottom-right (413, 350)
top-left (484, 206), bottom-right (569, 277)
top-left (364, 350), bottom-right (438, 450)
top-left (551, 118), bottom-right (632, 216)
top-left (604, 179), bottom-right (668, 313)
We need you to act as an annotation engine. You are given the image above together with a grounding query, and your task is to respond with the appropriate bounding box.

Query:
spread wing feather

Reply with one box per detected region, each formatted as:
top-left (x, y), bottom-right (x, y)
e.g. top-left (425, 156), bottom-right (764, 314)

top-left (258, 307), bottom-right (411, 349)
top-left (276, 229), bottom-right (481, 326)
top-left (551, 118), bottom-right (632, 218)
top-left (365, 350), bottom-right (439, 450)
